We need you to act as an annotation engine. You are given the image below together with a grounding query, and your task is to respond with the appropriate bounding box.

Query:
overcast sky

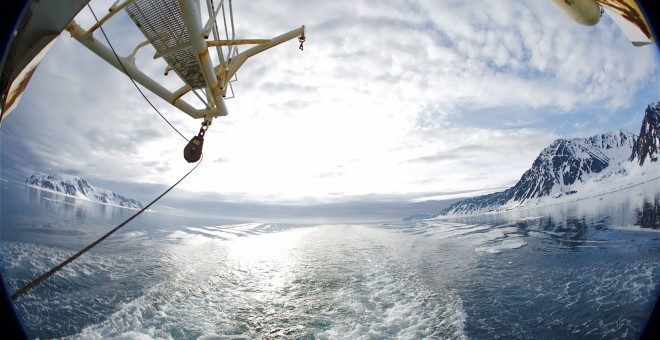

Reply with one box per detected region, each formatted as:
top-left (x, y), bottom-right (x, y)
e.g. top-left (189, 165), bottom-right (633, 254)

top-left (1, 0), bottom-right (658, 208)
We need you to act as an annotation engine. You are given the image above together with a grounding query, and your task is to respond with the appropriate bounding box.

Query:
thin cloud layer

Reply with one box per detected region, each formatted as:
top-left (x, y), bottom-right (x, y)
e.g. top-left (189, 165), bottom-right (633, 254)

top-left (1, 0), bottom-right (657, 203)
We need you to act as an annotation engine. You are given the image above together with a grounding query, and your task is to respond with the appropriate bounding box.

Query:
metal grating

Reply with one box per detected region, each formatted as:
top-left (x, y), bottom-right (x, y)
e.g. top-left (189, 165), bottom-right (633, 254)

top-left (126, 0), bottom-right (206, 89)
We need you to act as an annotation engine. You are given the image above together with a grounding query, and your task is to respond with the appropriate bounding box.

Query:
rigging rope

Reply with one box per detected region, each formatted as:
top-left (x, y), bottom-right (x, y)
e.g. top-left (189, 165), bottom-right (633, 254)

top-left (87, 4), bottom-right (188, 142)
top-left (10, 5), bottom-right (208, 300)
top-left (11, 155), bottom-right (203, 301)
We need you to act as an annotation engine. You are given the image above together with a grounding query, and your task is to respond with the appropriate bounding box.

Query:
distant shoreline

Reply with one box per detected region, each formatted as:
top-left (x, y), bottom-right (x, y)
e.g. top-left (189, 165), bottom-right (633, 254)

top-left (23, 183), bottom-right (144, 211)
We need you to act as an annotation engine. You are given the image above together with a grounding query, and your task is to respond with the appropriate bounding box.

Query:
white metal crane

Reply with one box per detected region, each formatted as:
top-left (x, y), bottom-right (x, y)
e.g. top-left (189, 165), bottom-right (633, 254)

top-left (1, 0), bottom-right (305, 161)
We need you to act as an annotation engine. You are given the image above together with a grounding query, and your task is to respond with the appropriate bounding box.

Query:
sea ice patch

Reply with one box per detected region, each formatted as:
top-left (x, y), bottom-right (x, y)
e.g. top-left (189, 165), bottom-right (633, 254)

top-left (475, 238), bottom-right (527, 254)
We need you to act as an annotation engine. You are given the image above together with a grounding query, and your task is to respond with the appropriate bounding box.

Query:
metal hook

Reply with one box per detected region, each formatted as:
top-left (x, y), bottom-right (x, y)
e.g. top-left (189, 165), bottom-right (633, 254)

top-left (299, 36), bottom-right (305, 51)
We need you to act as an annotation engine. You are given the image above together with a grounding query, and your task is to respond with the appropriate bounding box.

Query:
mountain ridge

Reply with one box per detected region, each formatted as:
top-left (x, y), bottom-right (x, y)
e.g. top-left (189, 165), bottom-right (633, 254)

top-left (25, 174), bottom-right (144, 209)
top-left (409, 102), bottom-right (660, 219)
top-left (630, 102), bottom-right (660, 165)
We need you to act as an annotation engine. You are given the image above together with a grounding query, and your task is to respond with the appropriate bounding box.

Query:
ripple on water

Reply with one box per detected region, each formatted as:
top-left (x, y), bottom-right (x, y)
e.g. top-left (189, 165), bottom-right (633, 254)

top-left (66, 225), bottom-right (468, 339)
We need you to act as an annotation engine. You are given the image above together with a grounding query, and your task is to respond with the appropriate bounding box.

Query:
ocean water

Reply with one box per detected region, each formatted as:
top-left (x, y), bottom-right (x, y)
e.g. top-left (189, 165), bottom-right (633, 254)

top-left (1, 180), bottom-right (659, 339)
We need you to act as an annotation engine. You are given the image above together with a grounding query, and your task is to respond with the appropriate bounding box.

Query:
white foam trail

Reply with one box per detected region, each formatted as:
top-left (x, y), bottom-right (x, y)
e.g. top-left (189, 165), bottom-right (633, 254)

top-left (68, 225), bottom-right (469, 339)
top-left (163, 223), bottom-right (284, 245)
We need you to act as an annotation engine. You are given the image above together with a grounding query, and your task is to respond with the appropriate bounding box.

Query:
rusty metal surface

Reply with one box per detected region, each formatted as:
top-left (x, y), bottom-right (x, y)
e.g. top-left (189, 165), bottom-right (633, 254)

top-left (1, 0), bottom-right (90, 123)
top-left (597, 0), bottom-right (654, 40)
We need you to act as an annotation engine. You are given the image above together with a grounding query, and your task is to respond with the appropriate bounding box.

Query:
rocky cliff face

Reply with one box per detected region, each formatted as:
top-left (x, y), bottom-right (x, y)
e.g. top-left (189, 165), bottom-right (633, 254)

top-left (25, 174), bottom-right (144, 209)
top-left (629, 102), bottom-right (660, 165)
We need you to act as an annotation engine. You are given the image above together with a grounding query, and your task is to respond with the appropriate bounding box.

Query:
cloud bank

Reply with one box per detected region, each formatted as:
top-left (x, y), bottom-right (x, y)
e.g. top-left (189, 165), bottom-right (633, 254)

top-left (1, 0), bottom-right (657, 205)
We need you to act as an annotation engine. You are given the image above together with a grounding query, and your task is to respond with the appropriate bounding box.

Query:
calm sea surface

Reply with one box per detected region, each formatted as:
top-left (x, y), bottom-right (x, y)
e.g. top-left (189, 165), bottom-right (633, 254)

top-left (1, 180), bottom-right (659, 339)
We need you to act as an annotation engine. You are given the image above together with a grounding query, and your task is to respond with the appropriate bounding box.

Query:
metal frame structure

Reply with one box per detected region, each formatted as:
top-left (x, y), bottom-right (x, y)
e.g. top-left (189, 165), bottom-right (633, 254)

top-left (65, 0), bottom-right (305, 126)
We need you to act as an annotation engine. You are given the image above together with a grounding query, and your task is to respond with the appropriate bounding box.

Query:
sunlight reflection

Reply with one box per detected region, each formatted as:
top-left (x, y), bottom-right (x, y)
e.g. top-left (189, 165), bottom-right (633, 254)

top-left (225, 228), bottom-right (309, 294)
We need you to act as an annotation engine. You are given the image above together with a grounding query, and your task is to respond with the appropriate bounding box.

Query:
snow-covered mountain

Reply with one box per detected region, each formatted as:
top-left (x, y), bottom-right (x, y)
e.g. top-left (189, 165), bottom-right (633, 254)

top-left (423, 103), bottom-right (660, 218)
top-left (25, 174), bottom-right (144, 209)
